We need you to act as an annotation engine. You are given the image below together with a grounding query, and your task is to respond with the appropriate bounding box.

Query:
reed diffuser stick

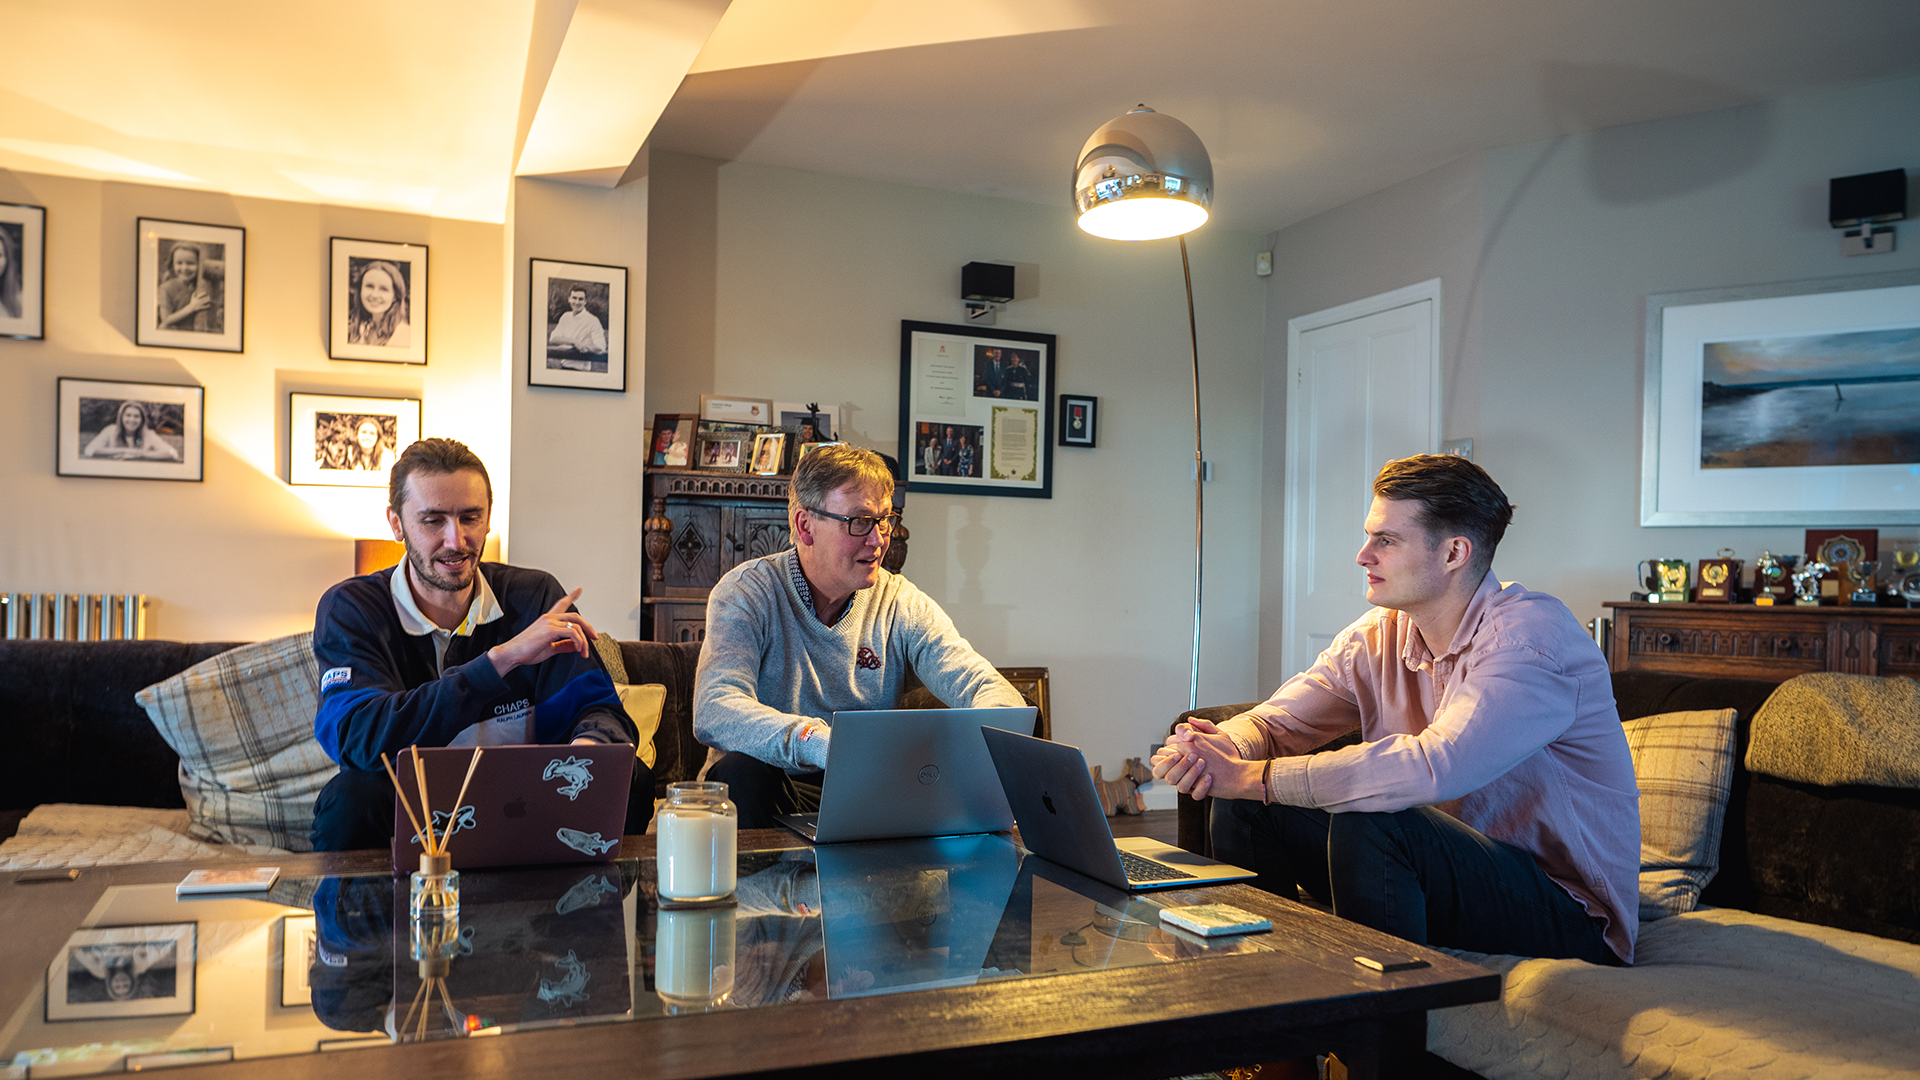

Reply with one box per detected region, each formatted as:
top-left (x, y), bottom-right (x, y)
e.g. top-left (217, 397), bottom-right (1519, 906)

top-left (440, 747), bottom-right (485, 854)
top-left (411, 746), bottom-right (437, 855)
top-left (382, 752), bottom-right (429, 848)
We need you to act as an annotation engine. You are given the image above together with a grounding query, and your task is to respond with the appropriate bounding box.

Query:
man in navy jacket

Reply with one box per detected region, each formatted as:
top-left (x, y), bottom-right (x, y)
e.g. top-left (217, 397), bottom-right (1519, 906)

top-left (309, 437), bottom-right (644, 851)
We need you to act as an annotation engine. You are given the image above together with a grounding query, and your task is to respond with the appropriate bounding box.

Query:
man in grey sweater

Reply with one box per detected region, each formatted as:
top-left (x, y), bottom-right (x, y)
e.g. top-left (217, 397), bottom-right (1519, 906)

top-left (693, 445), bottom-right (1026, 827)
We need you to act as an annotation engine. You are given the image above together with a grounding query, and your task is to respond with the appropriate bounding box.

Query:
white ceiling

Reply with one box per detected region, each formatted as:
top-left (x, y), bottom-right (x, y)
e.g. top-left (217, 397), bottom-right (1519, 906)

top-left (5, 0), bottom-right (1918, 229)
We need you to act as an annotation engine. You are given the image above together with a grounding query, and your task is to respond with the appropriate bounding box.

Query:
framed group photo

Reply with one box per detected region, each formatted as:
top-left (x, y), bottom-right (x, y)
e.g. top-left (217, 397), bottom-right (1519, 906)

top-left (0, 201), bottom-right (45, 339)
top-left (330, 238), bottom-right (427, 364)
top-left (57, 377), bottom-right (204, 482)
top-left (529, 258), bottom-right (627, 392)
top-left (289, 392), bottom-right (421, 487)
top-left (136, 218), bottom-right (244, 352)
top-left (1642, 268), bottom-right (1920, 526)
top-left (899, 320), bottom-right (1055, 498)
top-left (45, 922), bottom-right (197, 1022)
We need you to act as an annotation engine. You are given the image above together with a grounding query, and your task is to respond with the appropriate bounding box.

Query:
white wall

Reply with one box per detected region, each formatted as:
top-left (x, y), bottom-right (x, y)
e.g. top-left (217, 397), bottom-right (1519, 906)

top-left (507, 175), bottom-right (651, 637)
top-left (1260, 74), bottom-right (1920, 690)
top-left (0, 170), bottom-right (508, 642)
top-left (647, 154), bottom-right (1271, 774)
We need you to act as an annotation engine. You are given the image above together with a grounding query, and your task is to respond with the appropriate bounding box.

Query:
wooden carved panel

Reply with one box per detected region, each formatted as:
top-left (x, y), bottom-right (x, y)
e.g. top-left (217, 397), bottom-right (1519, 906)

top-left (1604, 602), bottom-right (1920, 683)
top-left (1876, 626), bottom-right (1920, 679)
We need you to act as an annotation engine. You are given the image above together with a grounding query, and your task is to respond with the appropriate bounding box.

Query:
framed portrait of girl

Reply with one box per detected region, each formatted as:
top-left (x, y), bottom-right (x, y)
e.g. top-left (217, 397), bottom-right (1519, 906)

top-left (136, 218), bottom-right (245, 353)
top-left (57, 377), bottom-right (205, 482)
top-left (0, 202), bottom-right (45, 340)
top-left (329, 238), bottom-right (427, 364)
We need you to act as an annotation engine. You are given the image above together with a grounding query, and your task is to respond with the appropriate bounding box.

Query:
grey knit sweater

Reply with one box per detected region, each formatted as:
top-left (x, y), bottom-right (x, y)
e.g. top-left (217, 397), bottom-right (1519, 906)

top-left (693, 549), bottom-right (1025, 771)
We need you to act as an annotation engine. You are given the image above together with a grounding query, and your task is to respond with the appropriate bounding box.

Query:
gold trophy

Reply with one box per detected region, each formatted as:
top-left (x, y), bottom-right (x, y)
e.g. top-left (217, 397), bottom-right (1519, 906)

top-left (1895, 542), bottom-right (1920, 607)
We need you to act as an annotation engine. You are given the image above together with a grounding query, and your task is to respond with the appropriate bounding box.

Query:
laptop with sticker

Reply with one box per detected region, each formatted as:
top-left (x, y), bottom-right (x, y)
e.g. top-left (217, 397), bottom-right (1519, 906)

top-left (390, 743), bottom-right (633, 871)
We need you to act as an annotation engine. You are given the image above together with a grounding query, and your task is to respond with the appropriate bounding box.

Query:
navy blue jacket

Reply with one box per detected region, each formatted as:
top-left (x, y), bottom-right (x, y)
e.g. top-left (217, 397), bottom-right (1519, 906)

top-left (313, 563), bottom-right (633, 770)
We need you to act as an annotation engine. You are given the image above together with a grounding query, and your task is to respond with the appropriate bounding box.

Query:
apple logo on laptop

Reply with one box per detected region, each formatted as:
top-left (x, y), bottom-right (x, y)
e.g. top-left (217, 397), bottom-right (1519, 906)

top-left (918, 764), bottom-right (940, 786)
top-left (1041, 792), bottom-right (1057, 815)
top-left (504, 797), bottom-right (527, 819)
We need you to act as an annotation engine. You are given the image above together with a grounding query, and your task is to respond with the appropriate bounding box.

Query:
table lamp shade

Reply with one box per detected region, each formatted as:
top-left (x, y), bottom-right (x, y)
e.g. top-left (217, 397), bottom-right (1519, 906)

top-left (1073, 106), bottom-right (1213, 241)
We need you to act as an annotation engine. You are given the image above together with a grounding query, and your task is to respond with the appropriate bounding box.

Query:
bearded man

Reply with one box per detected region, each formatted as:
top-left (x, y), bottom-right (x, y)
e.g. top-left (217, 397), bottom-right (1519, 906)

top-left (309, 437), bottom-right (643, 850)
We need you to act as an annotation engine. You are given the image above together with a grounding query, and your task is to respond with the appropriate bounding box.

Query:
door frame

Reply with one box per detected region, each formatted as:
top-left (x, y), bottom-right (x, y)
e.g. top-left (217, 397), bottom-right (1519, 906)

top-left (1280, 278), bottom-right (1443, 680)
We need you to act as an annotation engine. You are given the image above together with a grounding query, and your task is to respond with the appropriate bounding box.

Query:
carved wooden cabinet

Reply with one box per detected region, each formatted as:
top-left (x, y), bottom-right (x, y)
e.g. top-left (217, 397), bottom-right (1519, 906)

top-left (1603, 601), bottom-right (1920, 683)
top-left (640, 468), bottom-right (910, 642)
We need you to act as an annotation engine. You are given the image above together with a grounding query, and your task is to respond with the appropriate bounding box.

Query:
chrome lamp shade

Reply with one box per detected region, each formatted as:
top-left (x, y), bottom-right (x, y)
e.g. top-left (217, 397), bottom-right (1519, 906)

top-left (1073, 106), bottom-right (1214, 241)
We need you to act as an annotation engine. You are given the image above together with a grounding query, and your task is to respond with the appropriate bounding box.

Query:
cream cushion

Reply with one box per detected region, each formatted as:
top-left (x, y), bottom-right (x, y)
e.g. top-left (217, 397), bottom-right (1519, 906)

top-left (135, 632), bottom-right (338, 852)
top-left (1622, 707), bottom-right (1738, 920)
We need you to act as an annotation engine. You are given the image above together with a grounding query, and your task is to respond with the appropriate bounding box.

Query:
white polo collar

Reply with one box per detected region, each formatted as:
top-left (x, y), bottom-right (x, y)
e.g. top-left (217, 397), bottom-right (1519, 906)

top-left (390, 559), bottom-right (503, 638)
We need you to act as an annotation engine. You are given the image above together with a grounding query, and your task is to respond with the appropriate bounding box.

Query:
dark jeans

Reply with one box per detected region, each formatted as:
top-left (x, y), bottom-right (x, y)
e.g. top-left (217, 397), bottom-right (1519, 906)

top-left (1211, 798), bottom-right (1621, 964)
top-left (310, 757), bottom-right (657, 852)
top-left (706, 752), bottom-right (823, 830)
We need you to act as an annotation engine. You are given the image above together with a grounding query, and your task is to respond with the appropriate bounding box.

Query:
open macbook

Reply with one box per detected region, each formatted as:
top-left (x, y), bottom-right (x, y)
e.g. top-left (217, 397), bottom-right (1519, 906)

top-left (980, 726), bottom-right (1255, 891)
top-left (777, 707), bottom-right (1037, 843)
top-left (390, 743), bottom-right (633, 871)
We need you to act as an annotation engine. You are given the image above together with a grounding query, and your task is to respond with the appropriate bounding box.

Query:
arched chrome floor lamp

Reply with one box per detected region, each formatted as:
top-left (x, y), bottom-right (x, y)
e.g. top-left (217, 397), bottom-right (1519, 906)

top-left (1073, 105), bottom-right (1213, 711)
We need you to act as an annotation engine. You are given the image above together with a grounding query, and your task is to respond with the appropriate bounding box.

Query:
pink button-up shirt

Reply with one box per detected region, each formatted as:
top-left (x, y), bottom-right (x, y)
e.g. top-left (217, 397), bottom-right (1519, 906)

top-left (1221, 572), bottom-right (1640, 963)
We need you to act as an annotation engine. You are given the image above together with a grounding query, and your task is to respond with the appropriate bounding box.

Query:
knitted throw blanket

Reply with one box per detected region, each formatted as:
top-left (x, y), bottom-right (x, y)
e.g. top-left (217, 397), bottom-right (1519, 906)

top-left (1747, 673), bottom-right (1920, 788)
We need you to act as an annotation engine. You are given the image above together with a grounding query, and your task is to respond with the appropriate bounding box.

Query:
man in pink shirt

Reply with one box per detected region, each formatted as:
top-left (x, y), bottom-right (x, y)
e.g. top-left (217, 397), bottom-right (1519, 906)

top-left (1154, 455), bottom-right (1639, 964)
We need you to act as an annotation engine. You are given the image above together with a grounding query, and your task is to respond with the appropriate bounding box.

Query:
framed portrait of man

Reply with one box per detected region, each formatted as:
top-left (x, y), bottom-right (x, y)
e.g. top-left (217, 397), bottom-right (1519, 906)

top-left (135, 218), bottom-right (245, 352)
top-left (57, 377), bottom-right (205, 482)
top-left (329, 237), bottom-right (427, 364)
top-left (289, 392), bottom-right (422, 488)
top-left (529, 258), bottom-right (627, 392)
top-left (0, 201), bottom-right (45, 340)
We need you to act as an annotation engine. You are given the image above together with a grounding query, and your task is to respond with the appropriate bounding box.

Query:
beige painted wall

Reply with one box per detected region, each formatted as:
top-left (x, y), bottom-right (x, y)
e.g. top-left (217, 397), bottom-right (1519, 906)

top-left (1259, 73), bottom-right (1920, 690)
top-left (507, 175), bottom-right (652, 637)
top-left (647, 154), bottom-right (1271, 777)
top-left (0, 170), bottom-right (508, 642)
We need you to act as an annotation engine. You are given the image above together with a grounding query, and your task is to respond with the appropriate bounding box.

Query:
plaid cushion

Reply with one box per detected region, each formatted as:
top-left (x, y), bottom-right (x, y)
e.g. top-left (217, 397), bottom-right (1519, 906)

top-left (135, 633), bottom-right (338, 852)
top-left (1623, 707), bottom-right (1738, 920)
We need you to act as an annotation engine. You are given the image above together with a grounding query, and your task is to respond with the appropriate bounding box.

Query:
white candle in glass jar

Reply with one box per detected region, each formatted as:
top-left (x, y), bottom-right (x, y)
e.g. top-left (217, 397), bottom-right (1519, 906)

top-left (657, 808), bottom-right (736, 901)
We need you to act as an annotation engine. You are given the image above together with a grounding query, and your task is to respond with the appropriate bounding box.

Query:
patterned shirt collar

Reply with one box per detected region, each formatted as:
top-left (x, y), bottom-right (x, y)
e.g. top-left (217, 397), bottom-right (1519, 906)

top-left (390, 560), bottom-right (503, 638)
top-left (785, 548), bottom-right (818, 620)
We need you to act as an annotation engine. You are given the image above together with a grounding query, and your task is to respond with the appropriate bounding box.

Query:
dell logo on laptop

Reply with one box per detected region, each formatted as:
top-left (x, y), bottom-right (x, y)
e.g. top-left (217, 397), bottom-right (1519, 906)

top-left (918, 764), bottom-right (940, 785)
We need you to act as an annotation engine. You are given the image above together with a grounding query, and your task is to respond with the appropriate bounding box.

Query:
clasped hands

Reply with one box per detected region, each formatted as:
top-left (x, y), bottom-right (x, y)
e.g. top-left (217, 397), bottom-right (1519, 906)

top-left (1151, 717), bottom-right (1266, 802)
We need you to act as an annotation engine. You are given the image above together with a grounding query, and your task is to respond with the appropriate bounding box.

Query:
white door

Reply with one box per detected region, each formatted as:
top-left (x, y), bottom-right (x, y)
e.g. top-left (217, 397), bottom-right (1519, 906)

top-left (1281, 282), bottom-right (1441, 682)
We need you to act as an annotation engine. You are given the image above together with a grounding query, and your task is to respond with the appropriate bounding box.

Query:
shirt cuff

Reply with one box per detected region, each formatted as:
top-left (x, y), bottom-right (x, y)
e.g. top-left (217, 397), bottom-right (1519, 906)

top-left (567, 709), bottom-right (629, 745)
top-left (797, 722), bottom-right (831, 770)
top-left (1265, 757), bottom-right (1312, 807)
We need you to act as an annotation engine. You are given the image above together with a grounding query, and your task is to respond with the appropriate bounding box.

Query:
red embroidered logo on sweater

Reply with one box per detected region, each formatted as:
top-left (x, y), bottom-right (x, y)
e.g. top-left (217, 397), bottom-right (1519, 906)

top-left (856, 647), bottom-right (881, 671)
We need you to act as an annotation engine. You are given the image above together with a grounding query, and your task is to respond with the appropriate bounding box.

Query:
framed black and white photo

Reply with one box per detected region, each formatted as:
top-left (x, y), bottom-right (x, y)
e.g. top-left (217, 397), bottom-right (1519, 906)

top-left (57, 378), bottom-right (204, 482)
top-left (1642, 269), bottom-right (1920, 525)
top-left (900, 320), bottom-right (1055, 498)
top-left (290, 392), bottom-right (421, 488)
top-left (1058, 394), bottom-right (1098, 447)
top-left (136, 218), bottom-right (244, 352)
top-left (0, 201), bottom-right (46, 339)
top-left (529, 258), bottom-right (626, 392)
top-left (280, 914), bottom-right (315, 1008)
top-left (330, 238), bottom-right (427, 364)
top-left (46, 922), bottom-right (196, 1022)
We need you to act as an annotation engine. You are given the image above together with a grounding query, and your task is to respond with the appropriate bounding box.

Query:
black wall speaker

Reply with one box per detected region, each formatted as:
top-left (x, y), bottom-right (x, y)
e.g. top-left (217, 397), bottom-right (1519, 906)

top-left (961, 262), bottom-right (1016, 303)
top-left (1829, 169), bottom-right (1907, 228)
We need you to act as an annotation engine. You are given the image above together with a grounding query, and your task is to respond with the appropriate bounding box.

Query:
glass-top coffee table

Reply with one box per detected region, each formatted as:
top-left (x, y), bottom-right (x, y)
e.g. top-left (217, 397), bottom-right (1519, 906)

top-left (1, 832), bottom-right (1498, 1079)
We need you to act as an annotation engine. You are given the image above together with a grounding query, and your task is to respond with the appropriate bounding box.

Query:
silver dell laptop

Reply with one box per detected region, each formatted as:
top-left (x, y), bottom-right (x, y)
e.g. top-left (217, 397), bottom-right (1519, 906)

top-left (777, 707), bottom-right (1037, 843)
top-left (981, 726), bottom-right (1255, 891)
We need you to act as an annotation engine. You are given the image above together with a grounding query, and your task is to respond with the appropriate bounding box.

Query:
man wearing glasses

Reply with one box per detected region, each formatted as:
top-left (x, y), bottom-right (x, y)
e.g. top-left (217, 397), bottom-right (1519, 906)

top-left (694, 444), bottom-right (1026, 827)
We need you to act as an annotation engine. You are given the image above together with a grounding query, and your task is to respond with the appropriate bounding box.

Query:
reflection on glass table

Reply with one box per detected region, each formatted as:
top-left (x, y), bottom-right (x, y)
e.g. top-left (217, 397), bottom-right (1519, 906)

top-left (6, 840), bottom-right (1275, 1075)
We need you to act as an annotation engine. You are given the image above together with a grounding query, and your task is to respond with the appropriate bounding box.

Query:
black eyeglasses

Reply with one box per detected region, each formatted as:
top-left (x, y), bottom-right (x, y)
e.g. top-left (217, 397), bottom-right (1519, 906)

top-left (804, 507), bottom-right (901, 537)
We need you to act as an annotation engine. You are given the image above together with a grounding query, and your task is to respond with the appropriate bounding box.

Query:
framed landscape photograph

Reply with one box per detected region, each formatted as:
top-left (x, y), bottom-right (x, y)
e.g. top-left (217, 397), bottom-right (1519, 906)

top-left (330, 238), bottom-right (427, 364)
top-left (529, 258), bottom-right (626, 392)
top-left (136, 218), bottom-right (244, 352)
top-left (46, 922), bottom-right (196, 1022)
top-left (57, 377), bottom-right (204, 482)
top-left (1059, 394), bottom-right (1098, 447)
top-left (290, 392), bottom-right (421, 487)
top-left (0, 201), bottom-right (45, 339)
top-left (900, 320), bottom-right (1055, 498)
top-left (1642, 269), bottom-right (1920, 525)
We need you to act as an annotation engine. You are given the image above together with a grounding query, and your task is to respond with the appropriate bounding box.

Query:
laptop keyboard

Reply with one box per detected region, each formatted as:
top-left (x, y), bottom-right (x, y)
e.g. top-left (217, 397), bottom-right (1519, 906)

top-left (1119, 850), bottom-right (1197, 884)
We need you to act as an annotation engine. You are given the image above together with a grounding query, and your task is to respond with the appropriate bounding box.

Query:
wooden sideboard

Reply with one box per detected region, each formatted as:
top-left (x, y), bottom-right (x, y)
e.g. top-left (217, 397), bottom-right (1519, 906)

top-left (1603, 600), bottom-right (1920, 682)
top-left (639, 468), bottom-right (909, 642)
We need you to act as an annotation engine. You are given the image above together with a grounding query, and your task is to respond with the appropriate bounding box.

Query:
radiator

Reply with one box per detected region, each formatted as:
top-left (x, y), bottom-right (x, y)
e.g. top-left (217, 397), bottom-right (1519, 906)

top-left (1, 594), bottom-right (148, 640)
